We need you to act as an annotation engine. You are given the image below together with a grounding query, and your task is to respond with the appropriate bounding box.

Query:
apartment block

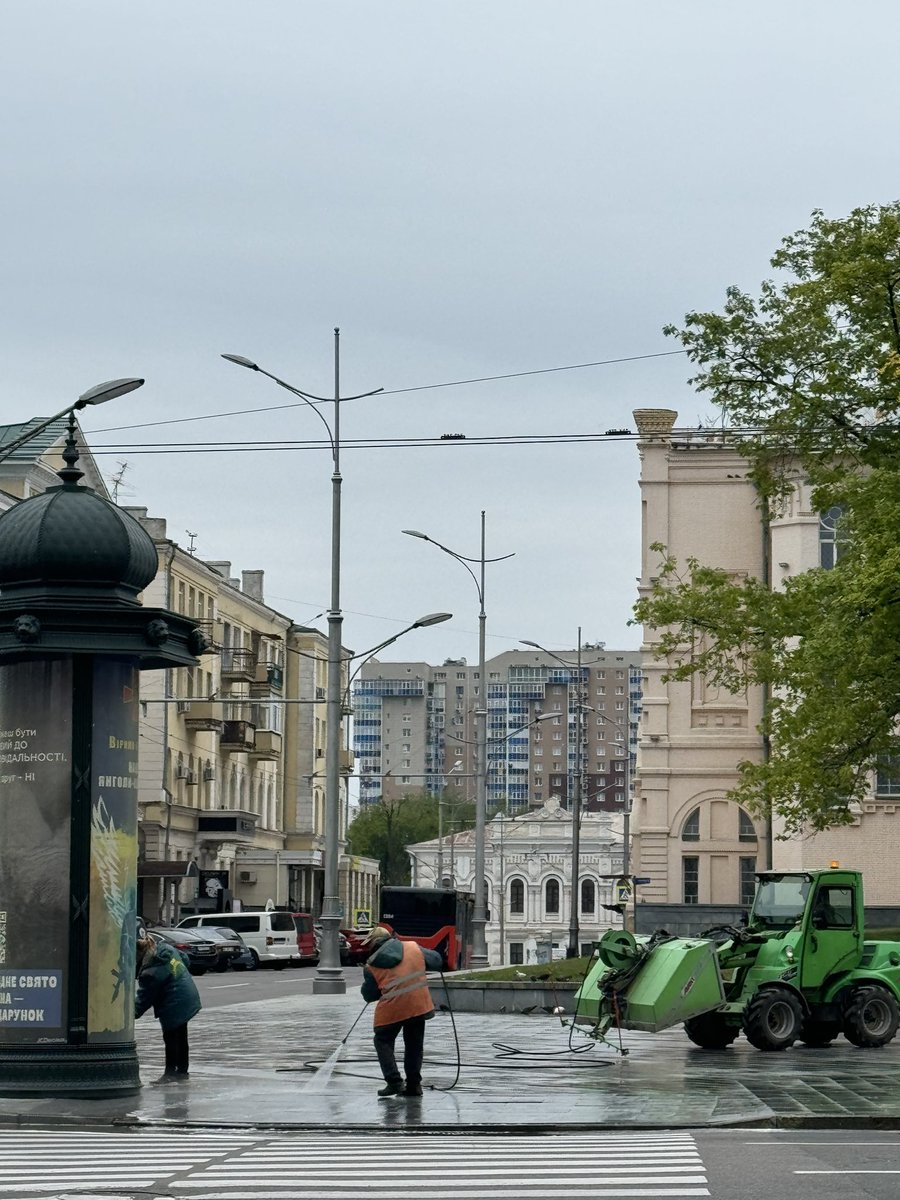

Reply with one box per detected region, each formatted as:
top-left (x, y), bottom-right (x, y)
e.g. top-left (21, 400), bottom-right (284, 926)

top-left (352, 648), bottom-right (642, 817)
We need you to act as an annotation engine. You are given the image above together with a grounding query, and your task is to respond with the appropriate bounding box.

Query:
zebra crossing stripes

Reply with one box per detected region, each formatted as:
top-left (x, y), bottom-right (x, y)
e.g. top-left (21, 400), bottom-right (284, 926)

top-left (0, 1130), bottom-right (256, 1196)
top-left (0, 1130), bottom-right (709, 1199)
top-left (171, 1132), bottom-right (710, 1199)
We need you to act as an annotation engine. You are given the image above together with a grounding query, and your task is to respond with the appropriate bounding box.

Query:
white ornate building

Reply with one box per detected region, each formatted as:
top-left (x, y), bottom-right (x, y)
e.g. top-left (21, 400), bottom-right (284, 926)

top-left (407, 796), bottom-right (624, 965)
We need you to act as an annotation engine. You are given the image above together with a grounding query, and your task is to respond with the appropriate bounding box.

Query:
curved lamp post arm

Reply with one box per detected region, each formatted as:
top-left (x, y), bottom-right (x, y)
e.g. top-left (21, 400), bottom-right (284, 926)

top-left (0, 378), bottom-right (144, 468)
top-left (222, 353), bottom-right (383, 464)
top-left (343, 612), bottom-right (453, 705)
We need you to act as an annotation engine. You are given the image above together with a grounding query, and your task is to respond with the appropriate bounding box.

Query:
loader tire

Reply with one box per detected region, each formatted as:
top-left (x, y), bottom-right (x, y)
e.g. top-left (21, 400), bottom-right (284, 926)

top-left (743, 987), bottom-right (803, 1051)
top-left (684, 1012), bottom-right (740, 1050)
top-left (799, 1019), bottom-right (841, 1048)
top-left (842, 986), bottom-right (900, 1048)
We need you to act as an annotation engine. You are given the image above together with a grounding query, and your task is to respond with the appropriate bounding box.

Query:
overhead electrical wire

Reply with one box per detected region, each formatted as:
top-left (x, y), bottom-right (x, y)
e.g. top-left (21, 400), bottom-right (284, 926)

top-left (88, 347), bottom-right (689, 436)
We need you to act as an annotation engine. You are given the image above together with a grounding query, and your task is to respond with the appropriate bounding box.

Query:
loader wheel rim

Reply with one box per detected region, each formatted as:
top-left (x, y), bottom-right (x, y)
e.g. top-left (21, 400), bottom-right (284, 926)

top-left (766, 1000), bottom-right (796, 1038)
top-left (861, 997), bottom-right (893, 1038)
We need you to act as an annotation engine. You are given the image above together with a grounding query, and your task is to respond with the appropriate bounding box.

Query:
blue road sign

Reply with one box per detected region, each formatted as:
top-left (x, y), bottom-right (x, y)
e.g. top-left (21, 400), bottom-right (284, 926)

top-left (633, 877), bottom-right (651, 885)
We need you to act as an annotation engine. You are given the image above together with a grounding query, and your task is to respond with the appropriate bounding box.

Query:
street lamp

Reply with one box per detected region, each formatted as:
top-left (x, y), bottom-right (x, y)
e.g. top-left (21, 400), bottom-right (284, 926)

top-left (403, 515), bottom-right (514, 968)
top-left (0, 378), bottom-right (145, 468)
top-left (223, 335), bottom-right (383, 996)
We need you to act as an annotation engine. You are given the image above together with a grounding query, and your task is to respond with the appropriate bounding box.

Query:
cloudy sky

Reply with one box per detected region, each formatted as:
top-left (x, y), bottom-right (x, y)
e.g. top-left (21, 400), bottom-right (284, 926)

top-left (3, 2), bottom-right (897, 666)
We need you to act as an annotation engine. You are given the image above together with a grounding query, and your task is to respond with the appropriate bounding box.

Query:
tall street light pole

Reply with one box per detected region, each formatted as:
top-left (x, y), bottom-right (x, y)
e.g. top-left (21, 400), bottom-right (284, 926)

top-left (521, 629), bottom-right (592, 959)
top-left (0, 378), bottom-right (145, 468)
top-left (403, 514), bottom-right (514, 968)
top-left (223, 336), bottom-right (383, 995)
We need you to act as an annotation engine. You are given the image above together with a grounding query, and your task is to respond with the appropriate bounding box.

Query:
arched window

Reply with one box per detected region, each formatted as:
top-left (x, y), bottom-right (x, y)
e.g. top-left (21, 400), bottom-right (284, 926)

top-left (509, 878), bottom-right (525, 915)
top-left (580, 879), bottom-right (596, 914)
top-left (682, 809), bottom-right (700, 841)
top-left (819, 505), bottom-right (846, 570)
top-left (545, 878), bottom-right (560, 914)
top-left (739, 809), bottom-right (757, 843)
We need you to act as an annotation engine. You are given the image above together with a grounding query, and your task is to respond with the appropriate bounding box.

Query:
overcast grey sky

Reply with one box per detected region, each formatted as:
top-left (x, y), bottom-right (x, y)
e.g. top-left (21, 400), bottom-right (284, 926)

top-left (3, 2), bottom-right (897, 664)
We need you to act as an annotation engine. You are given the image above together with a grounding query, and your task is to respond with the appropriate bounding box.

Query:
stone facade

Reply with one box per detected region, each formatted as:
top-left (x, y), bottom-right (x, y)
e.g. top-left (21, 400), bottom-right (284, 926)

top-left (633, 409), bottom-right (899, 909)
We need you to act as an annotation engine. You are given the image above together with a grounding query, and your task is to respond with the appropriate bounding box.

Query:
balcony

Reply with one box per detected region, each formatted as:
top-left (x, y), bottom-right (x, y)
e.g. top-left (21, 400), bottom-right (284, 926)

top-left (221, 647), bottom-right (256, 684)
top-left (182, 701), bottom-right (225, 733)
top-left (249, 729), bottom-right (282, 761)
top-left (220, 719), bottom-right (256, 752)
top-left (197, 811), bottom-right (257, 845)
top-left (251, 661), bottom-right (285, 696)
top-left (340, 747), bottom-right (355, 774)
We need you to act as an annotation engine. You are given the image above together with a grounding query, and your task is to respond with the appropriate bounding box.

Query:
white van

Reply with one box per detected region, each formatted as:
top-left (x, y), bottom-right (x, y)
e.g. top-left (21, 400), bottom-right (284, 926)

top-left (177, 911), bottom-right (297, 968)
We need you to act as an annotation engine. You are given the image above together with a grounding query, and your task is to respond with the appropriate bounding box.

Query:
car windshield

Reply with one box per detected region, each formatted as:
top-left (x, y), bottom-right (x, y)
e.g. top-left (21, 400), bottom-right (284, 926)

top-left (751, 874), bottom-right (812, 928)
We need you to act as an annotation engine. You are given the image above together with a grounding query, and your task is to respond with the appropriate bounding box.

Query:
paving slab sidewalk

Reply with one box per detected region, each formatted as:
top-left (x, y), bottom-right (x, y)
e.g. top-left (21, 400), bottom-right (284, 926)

top-left (2, 992), bottom-right (900, 1132)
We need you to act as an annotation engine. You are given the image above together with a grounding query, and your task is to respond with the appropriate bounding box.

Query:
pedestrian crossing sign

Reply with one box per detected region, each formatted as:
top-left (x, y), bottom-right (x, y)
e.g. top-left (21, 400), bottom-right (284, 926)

top-left (616, 880), bottom-right (633, 904)
top-left (354, 908), bottom-right (372, 928)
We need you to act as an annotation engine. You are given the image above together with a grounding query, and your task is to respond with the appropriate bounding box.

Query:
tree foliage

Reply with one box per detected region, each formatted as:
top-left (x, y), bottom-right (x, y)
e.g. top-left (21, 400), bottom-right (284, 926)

top-left (346, 792), bottom-right (477, 884)
top-left (636, 204), bottom-right (900, 835)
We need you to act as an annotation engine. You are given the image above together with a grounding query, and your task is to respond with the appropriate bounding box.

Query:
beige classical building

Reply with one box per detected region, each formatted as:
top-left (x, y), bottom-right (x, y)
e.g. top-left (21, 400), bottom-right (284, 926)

top-left (633, 408), bottom-right (898, 909)
top-left (126, 509), bottom-right (379, 925)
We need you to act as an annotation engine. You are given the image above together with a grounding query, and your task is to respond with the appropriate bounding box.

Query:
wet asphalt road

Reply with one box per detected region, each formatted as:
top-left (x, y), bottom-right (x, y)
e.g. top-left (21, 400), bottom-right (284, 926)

top-left (195, 963), bottom-right (364, 1007)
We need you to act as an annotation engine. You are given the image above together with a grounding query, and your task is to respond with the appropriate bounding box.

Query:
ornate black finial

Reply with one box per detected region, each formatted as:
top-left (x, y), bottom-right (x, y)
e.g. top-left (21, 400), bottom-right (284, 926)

top-left (57, 411), bottom-right (84, 487)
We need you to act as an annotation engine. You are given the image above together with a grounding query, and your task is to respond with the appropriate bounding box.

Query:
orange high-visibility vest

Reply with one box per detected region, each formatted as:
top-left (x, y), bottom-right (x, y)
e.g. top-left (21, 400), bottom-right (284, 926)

top-left (368, 940), bottom-right (435, 1027)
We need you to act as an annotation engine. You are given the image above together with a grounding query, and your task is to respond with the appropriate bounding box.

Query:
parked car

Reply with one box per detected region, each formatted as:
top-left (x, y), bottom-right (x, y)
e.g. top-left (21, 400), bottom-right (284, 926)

top-left (340, 928), bottom-right (371, 965)
top-left (150, 927), bottom-right (219, 976)
top-left (291, 913), bottom-right (318, 965)
top-left (200, 926), bottom-right (254, 971)
top-left (177, 910), bottom-right (296, 968)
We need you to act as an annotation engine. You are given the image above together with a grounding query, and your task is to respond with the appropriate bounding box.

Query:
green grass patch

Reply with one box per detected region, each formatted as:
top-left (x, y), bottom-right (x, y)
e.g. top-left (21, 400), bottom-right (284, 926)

top-left (455, 957), bottom-right (593, 984)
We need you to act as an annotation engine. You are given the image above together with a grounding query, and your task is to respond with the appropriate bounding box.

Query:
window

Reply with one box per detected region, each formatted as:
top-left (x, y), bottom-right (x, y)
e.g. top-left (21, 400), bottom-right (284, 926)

top-left (740, 857), bottom-right (757, 907)
top-left (553, 701), bottom-right (562, 711)
top-left (876, 754), bottom-right (900, 797)
top-left (509, 878), bottom-right (525, 914)
top-left (402, 743), bottom-right (411, 752)
top-left (553, 748), bottom-right (562, 756)
top-left (819, 505), bottom-right (846, 570)
top-left (682, 809), bottom-right (700, 841)
top-left (739, 809), bottom-right (757, 842)
top-left (509, 942), bottom-right (524, 965)
top-left (812, 885), bottom-right (854, 928)
top-left (683, 856), bottom-right (699, 905)
top-left (615, 686), bottom-right (625, 695)
top-left (615, 701), bottom-right (625, 710)
top-left (545, 879), bottom-right (560, 914)
top-left (580, 879), bottom-right (596, 914)
top-left (596, 687), bottom-right (605, 696)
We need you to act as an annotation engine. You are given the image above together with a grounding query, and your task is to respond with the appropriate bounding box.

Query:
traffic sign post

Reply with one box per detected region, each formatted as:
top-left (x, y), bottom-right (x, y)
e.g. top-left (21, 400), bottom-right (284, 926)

top-left (354, 908), bottom-right (372, 929)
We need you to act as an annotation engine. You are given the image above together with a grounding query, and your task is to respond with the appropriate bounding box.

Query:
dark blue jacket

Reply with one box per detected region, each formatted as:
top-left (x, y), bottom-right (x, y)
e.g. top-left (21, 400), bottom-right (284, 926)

top-left (135, 938), bottom-right (202, 1031)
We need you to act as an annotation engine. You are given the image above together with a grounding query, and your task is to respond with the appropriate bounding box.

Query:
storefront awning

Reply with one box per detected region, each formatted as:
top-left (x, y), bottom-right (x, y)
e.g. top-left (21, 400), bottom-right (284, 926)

top-left (137, 860), bottom-right (200, 880)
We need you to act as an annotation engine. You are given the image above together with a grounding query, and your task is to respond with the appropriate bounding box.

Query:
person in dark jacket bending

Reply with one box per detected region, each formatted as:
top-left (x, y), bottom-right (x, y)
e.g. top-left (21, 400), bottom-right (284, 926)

top-left (135, 925), bottom-right (202, 1083)
top-left (360, 924), bottom-right (443, 1098)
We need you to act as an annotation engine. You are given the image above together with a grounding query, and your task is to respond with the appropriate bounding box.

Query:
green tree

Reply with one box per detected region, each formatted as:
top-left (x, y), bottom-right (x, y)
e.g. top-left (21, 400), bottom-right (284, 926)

top-left (347, 793), bottom-right (438, 884)
top-left (636, 203), bottom-right (900, 835)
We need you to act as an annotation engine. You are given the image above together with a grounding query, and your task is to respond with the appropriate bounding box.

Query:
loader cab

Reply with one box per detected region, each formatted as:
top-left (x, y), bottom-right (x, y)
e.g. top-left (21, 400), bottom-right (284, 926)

top-left (799, 872), bottom-right (862, 990)
top-left (751, 870), bottom-right (863, 990)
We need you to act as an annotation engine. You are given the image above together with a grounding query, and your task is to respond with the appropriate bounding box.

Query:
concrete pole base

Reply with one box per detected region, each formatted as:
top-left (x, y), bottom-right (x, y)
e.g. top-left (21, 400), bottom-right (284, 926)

top-left (312, 972), bottom-right (347, 996)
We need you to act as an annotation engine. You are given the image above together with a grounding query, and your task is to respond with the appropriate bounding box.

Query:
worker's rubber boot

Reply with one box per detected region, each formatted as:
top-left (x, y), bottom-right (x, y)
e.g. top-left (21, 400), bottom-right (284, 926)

top-left (404, 1082), bottom-right (423, 1097)
top-left (377, 1080), bottom-right (404, 1098)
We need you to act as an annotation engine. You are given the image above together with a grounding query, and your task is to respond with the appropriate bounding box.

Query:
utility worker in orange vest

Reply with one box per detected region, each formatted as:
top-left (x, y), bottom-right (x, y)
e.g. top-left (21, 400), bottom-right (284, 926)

top-left (360, 924), bottom-right (443, 1098)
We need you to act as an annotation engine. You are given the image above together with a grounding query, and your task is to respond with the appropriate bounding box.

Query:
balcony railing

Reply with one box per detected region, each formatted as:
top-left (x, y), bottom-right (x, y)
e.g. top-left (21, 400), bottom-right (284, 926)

top-left (220, 719), bottom-right (256, 752)
top-left (221, 647), bottom-right (256, 683)
top-left (182, 701), bottom-right (225, 733)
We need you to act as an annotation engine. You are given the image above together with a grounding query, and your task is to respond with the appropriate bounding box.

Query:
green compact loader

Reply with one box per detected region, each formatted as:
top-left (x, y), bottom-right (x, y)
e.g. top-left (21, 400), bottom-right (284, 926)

top-left (575, 870), bottom-right (900, 1051)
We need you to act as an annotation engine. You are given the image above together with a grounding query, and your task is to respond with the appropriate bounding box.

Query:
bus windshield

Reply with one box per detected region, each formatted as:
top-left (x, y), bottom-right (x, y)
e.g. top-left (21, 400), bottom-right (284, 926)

top-left (751, 874), bottom-right (812, 929)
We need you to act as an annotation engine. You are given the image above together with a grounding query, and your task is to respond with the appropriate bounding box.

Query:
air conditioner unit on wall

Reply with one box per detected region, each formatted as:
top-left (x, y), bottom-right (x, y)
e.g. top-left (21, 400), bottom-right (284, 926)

top-left (176, 701), bottom-right (191, 714)
top-left (175, 763), bottom-right (188, 779)
top-left (239, 870), bottom-right (257, 884)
